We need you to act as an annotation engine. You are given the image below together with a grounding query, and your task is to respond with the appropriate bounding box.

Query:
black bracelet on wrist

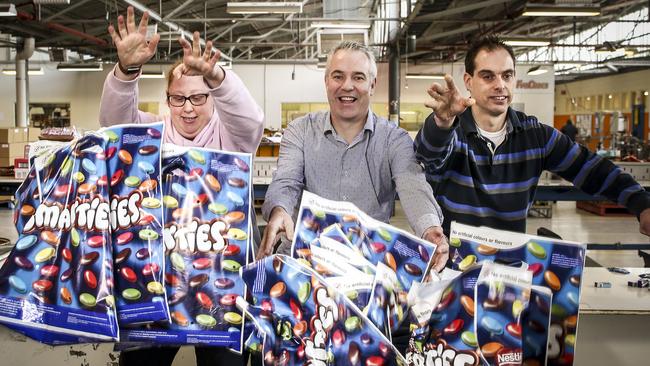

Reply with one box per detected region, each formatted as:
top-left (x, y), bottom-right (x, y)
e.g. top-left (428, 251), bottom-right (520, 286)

top-left (117, 62), bottom-right (141, 75)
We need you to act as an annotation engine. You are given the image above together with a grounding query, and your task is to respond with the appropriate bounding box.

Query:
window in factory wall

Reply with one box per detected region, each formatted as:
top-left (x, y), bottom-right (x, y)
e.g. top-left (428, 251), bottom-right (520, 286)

top-left (281, 102), bottom-right (431, 131)
top-left (29, 103), bottom-right (70, 128)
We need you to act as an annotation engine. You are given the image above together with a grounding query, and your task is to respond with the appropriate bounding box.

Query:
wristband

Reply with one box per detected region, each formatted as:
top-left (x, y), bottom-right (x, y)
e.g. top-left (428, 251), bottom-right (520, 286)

top-left (117, 62), bottom-right (141, 75)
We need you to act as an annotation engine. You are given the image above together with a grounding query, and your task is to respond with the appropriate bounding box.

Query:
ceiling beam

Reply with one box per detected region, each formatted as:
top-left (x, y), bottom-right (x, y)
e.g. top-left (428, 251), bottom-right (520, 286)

top-left (414, 0), bottom-right (513, 22)
top-left (400, 0), bottom-right (427, 35)
top-left (166, 17), bottom-right (402, 23)
top-left (418, 23), bottom-right (482, 43)
top-left (46, 24), bottom-right (108, 44)
top-left (44, 0), bottom-right (93, 22)
top-left (163, 0), bottom-right (197, 20)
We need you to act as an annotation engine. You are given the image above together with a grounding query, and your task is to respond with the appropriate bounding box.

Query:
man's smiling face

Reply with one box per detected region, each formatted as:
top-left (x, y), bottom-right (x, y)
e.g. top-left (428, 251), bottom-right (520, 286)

top-left (464, 47), bottom-right (516, 119)
top-left (325, 49), bottom-right (376, 125)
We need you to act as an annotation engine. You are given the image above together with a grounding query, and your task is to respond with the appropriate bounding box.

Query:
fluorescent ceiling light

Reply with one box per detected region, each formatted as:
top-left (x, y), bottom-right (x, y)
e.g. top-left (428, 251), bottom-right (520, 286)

top-left (226, 2), bottom-right (303, 14)
top-left (594, 48), bottom-right (625, 55)
top-left (0, 4), bottom-right (17, 16)
top-left (405, 73), bottom-right (445, 80)
top-left (503, 38), bottom-right (550, 47)
top-left (522, 4), bottom-right (600, 17)
top-left (30, 107), bottom-right (45, 115)
top-left (140, 71), bottom-right (165, 79)
top-left (527, 65), bottom-right (548, 75)
top-left (57, 63), bottom-right (103, 71)
top-left (2, 67), bottom-right (44, 75)
top-left (310, 22), bottom-right (371, 29)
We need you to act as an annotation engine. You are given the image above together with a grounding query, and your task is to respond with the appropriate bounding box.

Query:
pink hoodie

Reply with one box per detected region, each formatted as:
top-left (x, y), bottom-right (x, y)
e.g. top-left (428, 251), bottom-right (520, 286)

top-left (99, 66), bottom-right (264, 154)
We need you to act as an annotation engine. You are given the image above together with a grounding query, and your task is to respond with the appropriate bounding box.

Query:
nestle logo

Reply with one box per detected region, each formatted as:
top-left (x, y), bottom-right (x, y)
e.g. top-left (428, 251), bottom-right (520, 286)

top-left (497, 349), bottom-right (522, 366)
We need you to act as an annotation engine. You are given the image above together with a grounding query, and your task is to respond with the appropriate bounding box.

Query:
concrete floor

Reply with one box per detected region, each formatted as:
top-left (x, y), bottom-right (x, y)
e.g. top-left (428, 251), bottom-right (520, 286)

top-left (0, 201), bottom-right (648, 365)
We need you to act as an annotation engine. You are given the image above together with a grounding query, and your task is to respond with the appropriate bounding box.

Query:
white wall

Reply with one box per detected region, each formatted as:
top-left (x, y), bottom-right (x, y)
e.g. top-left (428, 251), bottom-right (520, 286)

top-left (0, 64), bottom-right (170, 132)
top-left (0, 61), bottom-right (554, 131)
top-left (554, 68), bottom-right (650, 115)
top-left (237, 62), bottom-right (554, 129)
top-left (234, 64), bottom-right (327, 128)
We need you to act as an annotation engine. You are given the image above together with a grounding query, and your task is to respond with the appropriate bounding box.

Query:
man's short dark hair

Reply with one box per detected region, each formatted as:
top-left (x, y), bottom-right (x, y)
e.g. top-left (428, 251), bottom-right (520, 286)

top-left (464, 35), bottom-right (516, 75)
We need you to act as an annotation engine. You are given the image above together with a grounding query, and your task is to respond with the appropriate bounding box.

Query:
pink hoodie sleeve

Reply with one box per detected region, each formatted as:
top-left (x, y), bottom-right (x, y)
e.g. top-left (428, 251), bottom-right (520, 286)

top-left (99, 66), bottom-right (161, 127)
top-left (211, 70), bottom-right (264, 154)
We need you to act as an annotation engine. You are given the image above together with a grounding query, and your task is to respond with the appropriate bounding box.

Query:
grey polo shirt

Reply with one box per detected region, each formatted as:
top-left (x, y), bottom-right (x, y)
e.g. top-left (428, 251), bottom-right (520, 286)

top-left (262, 110), bottom-right (443, 239)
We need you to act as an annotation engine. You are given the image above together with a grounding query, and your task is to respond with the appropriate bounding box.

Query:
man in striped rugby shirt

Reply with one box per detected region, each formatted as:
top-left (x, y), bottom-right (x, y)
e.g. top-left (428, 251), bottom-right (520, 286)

top-left (414, 35), bottom-right (650, 247)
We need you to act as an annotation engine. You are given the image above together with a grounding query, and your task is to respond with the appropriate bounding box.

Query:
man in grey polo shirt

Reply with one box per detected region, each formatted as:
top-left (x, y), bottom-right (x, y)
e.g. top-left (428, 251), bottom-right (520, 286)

top-left (258, 40), bottom-right (449, 274)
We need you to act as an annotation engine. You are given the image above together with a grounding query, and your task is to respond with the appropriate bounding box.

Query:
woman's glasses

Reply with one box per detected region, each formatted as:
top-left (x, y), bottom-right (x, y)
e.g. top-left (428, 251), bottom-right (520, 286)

top-left (167, 93), bottom-right (209, 107)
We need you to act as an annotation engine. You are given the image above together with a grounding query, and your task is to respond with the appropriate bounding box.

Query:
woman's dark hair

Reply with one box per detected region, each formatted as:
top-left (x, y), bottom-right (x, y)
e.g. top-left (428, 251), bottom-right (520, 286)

top-left (464, 35), bottom-right (516, 75)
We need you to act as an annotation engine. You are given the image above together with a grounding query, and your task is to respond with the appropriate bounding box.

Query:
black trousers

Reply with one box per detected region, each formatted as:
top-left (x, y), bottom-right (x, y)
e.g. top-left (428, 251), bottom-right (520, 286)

top-left (119, 347), bottom-right (248, 366)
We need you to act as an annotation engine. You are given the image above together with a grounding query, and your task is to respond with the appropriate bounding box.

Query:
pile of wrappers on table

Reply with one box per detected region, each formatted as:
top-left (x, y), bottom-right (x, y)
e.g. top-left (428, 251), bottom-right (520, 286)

top-left (0, 123), bottom-right (587, 366)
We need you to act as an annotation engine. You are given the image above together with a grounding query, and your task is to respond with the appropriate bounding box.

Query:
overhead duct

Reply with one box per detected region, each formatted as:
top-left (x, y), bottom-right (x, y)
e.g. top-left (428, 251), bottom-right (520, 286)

top-left (323, 0), bottom-right (369, 19)
top-left (15, 37), bottom-right (35, 128)
top-left (16, 11), bottom-right (108, 46)
top-left (15, 37), bottom-right (34, 61)
top-left (317, 0), bottom-right (370, 57)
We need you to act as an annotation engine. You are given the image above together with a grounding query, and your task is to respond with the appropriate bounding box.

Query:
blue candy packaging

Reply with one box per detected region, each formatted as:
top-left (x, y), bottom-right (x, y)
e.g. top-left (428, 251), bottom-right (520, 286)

top-left (291, 190), bottom-right (436, 337)
top-left (448, 222), bottom-right (586, 366)
top-left (104, 122), bottom-right (168, 325)
top-left (0, 131), bottom-right (120, 344)
top-left (238, 254), bottom-right (406, 366)
top-left (120, 144), bottom-right (253, 351)
top-left (474, 261), bottom-right (532, 366)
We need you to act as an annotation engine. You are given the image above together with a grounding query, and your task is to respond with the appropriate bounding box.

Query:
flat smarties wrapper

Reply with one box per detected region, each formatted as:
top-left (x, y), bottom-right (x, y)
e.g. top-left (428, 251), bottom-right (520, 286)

top-left (237, 254), bottom-right (406, 366)
top-left (291, 191), bottom-right (436, 332)
top-left (406, 265), bottom-right (552, 366)
top-left (120, 144), bottom-right (253, 352)
top-left (0, 132), bottom-right (119, 344)
top-left (448, 222), bottom-right (586, 366)
top-left (104, 122), bottom-right (168, 325)
top-left (522, 286), bottom-right (553, 365)
top-left (406, 265), bottom-right (483, 366)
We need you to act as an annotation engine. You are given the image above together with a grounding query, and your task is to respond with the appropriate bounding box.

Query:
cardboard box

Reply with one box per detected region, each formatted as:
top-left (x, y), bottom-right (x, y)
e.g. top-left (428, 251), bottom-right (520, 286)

top-left (16, 128), bottom-right (26, 142)
top-left (0, 155), bottom-right (22, 167)
top-left (0, 128), bottom-right (23, 144)
top-left (0, 142), bottom-right (28, 158)
top-left (26, 127), bottom-right (41, 142)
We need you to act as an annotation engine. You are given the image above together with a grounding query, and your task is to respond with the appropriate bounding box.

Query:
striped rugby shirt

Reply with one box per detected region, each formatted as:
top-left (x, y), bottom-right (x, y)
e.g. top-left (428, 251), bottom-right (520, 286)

top-left (414, 107), bottom-right (650, 235)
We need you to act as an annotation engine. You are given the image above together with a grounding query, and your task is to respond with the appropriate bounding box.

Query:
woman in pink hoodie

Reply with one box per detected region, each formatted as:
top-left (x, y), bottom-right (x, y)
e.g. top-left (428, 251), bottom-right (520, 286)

top-left (99, 6), bottom-right (263, 153)
top-left (100, 6), bottom-right (263, 366)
